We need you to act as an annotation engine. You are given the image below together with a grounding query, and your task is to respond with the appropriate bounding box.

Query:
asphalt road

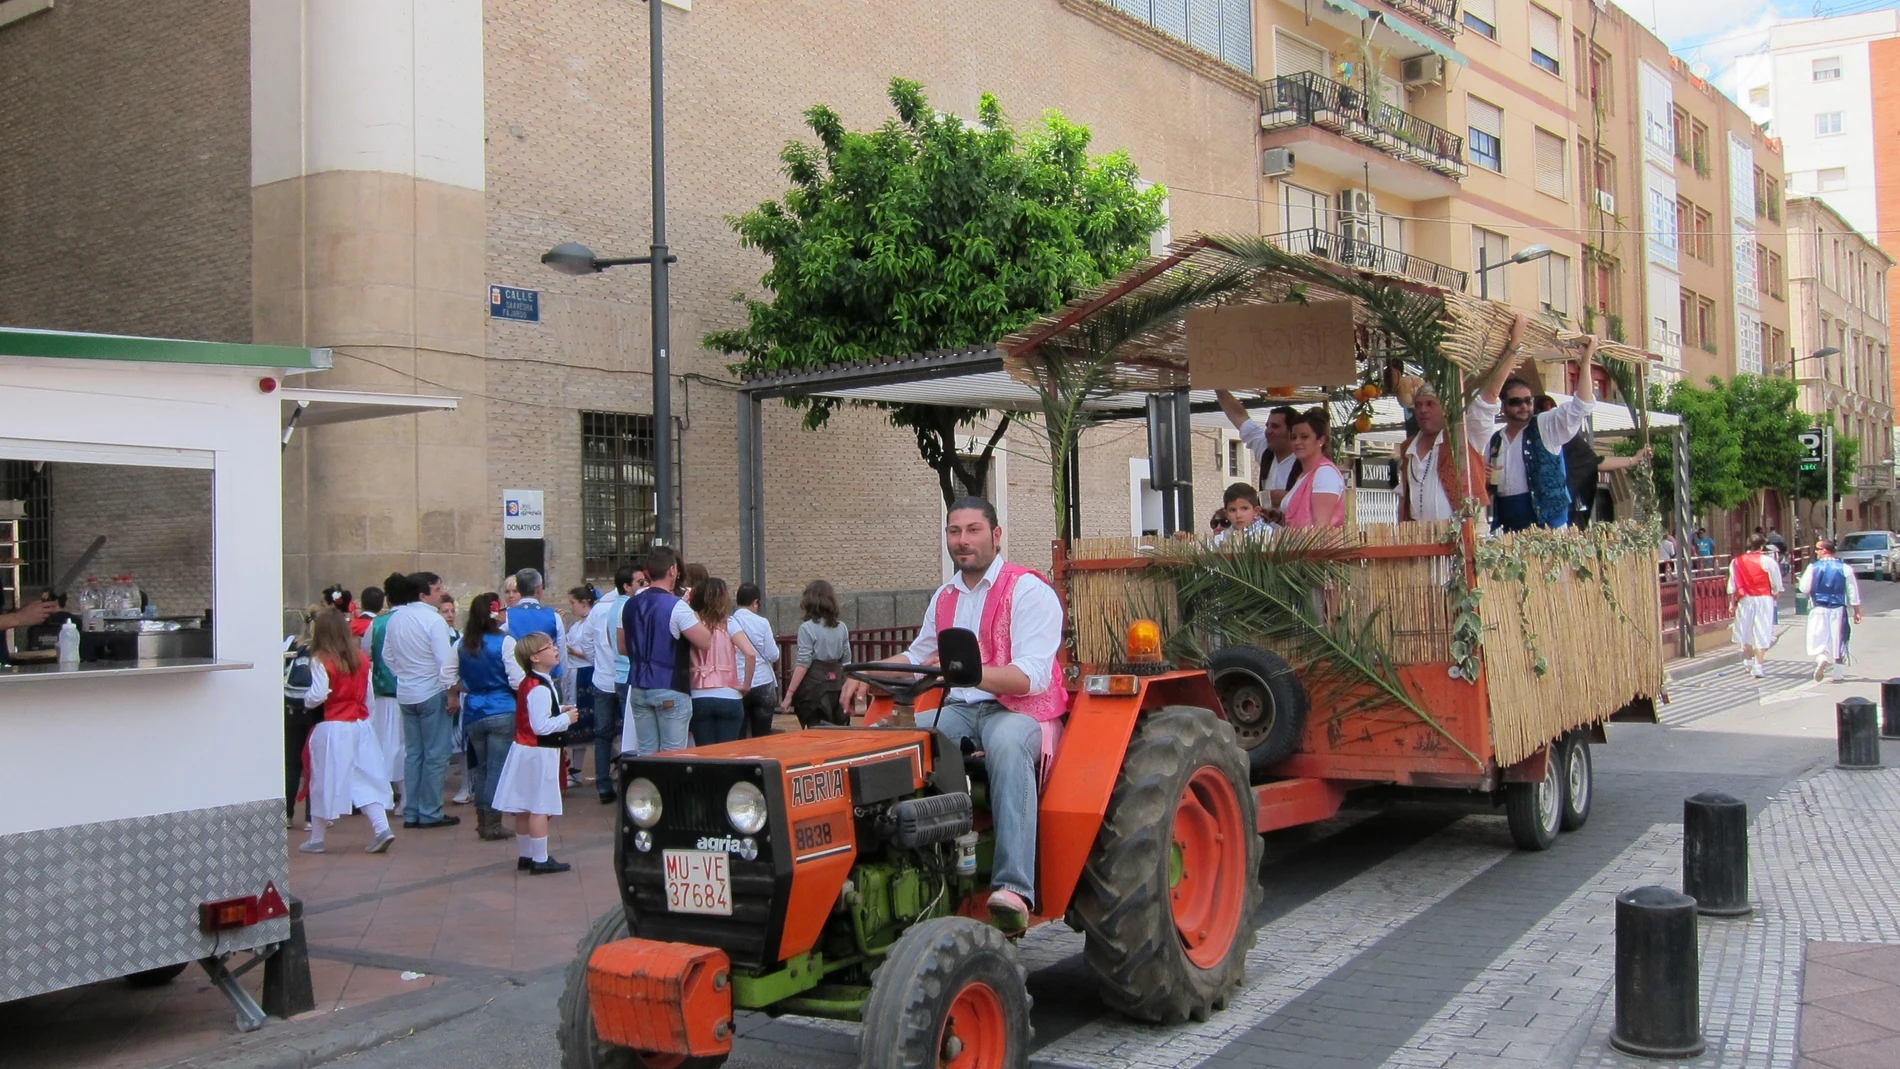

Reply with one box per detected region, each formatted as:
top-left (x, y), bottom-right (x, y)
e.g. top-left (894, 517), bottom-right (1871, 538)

top-left (320, 581), bottom-right (1898, 1069)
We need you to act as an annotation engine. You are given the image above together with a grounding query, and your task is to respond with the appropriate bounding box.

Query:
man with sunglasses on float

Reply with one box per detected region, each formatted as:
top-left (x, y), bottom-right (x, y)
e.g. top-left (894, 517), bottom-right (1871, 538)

top-left (1468, 317), bottom-right (1598, 532)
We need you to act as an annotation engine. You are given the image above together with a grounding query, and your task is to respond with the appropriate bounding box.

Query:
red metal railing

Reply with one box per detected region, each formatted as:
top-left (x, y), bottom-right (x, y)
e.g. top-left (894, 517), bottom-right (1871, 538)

top-left (771, 625), bottom-right (921, 686)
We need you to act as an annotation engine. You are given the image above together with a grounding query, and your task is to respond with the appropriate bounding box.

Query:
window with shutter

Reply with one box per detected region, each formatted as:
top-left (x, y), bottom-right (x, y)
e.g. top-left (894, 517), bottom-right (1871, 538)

top-left (1473, 228), bottom-right (1510, 298)
top-left (1282, 184), bottom-right (1330, 240)
top-left (1540, 253), bottom-right (1571, 316)
top-left (1530, 6), bottom-right (1561, 75)
top-left (1468, 98), bottom-right (1503, 171)
top-left (1274, 30), bottom-right (1326, 79)
top-left (1187, 0), bottom-right (1220, 57)
top-left (1464, 0), bottom-right (1497, 37)
top-left (1534, 129), bottom-right (1565, 198)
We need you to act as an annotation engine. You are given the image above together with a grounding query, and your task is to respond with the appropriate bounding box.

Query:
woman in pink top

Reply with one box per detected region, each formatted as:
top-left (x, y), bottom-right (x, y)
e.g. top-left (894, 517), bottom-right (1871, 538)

top-left (686, 578), bottom-right (760, 745)
top-left (1280, 409), bottom-right (1345, 529)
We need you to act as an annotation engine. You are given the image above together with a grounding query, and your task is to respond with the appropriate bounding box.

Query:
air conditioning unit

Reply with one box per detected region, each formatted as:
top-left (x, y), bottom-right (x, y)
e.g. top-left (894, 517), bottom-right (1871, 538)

top-left (1261, 147), bottom-right (1296, 177)
top-left (1595, 189), bottom-right (1616, 214)
top-left (1401, 56), bottom-right (1445, 86)
top-left (1338, 188), bottom-right (1375, 218)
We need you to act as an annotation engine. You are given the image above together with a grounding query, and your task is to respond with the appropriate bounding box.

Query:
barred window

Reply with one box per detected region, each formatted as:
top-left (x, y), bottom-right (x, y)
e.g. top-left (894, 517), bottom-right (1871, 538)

top-left (580, 412), bottom-right (681, 580)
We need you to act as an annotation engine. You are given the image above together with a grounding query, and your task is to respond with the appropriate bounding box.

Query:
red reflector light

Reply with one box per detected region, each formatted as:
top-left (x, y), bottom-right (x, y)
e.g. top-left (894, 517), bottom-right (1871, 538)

top-left (199, 896), bottom-right (259, 933)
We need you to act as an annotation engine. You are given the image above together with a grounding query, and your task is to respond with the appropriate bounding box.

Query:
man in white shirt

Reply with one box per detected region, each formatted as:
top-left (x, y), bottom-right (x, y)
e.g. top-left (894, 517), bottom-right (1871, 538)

top-left (382, 571), bottom-right (461, 829)
top-left (1469, 322), bottom-right (1598, 532)
top-left (585, 567), bottom-right (638, 803)
top-left (1397, 381), bottom-right (1506, 522)
top-left (731, 583), bottom-right (782, 739)
top-left (1215, 392), bottom-right (1301, 508)
top-left (841, 497), bottom-right (1062, 932)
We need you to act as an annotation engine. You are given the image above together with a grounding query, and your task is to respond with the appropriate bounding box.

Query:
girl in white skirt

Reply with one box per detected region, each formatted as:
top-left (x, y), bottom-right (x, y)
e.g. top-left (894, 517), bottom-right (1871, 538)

top-left (301, 609), bottom-right (395, 854)
top-left (492, 633), bottom-right (576, 874)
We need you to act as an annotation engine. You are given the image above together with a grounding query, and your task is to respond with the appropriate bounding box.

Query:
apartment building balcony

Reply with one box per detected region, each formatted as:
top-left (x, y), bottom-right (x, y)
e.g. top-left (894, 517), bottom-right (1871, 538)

top-left (1274, 227), bottom-right (1469, 290)
top-left (1855, 462), bottom-right (1895, 493)
top-left (1260, 73), bottom-right (1466, 199)
top-left (1375, 0), bottom-right (1462, 39)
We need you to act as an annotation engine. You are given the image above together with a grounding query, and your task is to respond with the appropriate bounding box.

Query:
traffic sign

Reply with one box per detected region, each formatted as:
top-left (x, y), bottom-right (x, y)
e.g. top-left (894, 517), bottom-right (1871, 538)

top-left (1799, 428), bottom-right (1825, 473)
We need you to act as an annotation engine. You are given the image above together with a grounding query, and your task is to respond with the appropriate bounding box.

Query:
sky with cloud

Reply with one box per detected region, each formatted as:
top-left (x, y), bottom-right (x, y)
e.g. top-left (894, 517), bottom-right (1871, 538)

top-left (1631, 0), bottom-right (1899, 97)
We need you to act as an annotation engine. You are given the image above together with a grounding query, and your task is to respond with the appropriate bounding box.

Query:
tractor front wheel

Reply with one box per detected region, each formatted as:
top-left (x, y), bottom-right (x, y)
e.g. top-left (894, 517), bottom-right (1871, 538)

top-left (1072, 704), bottom-right (1262, 1024)
top-left (859, 917), bottom-right (1031, 1069)
top-left (558, 908), bottom-right (728, 1069)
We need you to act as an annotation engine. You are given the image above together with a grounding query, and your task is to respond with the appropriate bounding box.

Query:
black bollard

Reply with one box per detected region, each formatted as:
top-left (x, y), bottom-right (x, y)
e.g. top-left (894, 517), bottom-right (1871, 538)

top-left (1611, 885), bottom-right (1705, 1058)
top-left (1883, 679), bottom-right (1900, 739)
top-left (262, 893), bottom-right (314, 1019)
top-left (1837, 697), bottom-right (1882, 770)
top-left (1683, 792), bottom-right (1751, 917)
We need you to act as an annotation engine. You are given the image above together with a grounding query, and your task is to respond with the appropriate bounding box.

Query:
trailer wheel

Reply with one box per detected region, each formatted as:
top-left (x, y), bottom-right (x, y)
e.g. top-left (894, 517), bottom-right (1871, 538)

top-left (1505, 747), bottom-right (1563, 851)
top-left (124, 962), bottom-right (189, 987)
top-left (860, 916), bottom-right (1031, 1069)
top-left (1072, 705), bottom-right (1262, 1024)
top-left (1207, 647), bottom-right (1309, 782)
top-left (1559, 732), bottom-right (1593, 832)
top-left (558, 908), bottom-right (727, 1069)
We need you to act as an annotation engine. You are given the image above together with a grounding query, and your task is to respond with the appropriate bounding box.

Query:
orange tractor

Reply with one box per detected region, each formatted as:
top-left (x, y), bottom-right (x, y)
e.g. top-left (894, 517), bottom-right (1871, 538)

top-left (559, 622), bottom-right (1263, 1069)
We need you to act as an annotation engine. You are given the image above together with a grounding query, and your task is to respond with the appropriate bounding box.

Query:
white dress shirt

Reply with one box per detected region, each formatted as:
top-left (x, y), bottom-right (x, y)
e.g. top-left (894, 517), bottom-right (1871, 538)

top-left (731, 607), bottom-right (781, 689)
top-left (1404, 404), bottom-right (1501, 521)
top-left (903, 556), bottom-right (1061, 704)
top-left (381, 601), bottom-right (459, 703)
top-left (581, 594), bottom-right (622, 674)
top-left (1237, 420), bottom-right (1300, 493)
top-left (1467, 394), bottom-right (1594, 497)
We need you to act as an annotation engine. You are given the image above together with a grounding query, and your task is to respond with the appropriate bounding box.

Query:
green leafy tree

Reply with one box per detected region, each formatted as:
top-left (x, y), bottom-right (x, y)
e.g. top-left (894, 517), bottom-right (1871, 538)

top-left (1648, 377), bottom-right (1747, 513)
top-left (706, 78), bottom-right (1169, 506)
top-left (1725, 373), bottom-right (1809, 497)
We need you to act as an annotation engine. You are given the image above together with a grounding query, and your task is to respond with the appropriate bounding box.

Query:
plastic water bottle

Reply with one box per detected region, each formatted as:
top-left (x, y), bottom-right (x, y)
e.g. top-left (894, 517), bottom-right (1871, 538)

top-left (57, 618), bottom-right (79, 665)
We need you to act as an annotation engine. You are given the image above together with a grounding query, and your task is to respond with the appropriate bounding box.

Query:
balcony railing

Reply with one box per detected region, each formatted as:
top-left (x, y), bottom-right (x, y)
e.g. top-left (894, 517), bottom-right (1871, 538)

top-left (1855, 462), bottom-right (1895, 491)
top-left (1377, 0), bottom-right (1461, 37)
top-left (1274, 228), bottom-right (1469, 290)
top-left (1260, 72), bottom-right (1467, 179)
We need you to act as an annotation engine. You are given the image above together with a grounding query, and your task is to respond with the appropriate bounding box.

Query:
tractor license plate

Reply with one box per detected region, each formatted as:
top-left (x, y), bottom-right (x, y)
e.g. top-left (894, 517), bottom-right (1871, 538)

top-left (662, 850), bottom-right (732, 916)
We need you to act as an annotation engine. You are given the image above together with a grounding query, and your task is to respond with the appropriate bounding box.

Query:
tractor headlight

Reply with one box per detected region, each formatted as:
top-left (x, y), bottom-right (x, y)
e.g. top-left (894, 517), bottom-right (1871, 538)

top-left (625, 778), bottom-right (663, 828)
top-left (726, 781), bottom-right (768, 835)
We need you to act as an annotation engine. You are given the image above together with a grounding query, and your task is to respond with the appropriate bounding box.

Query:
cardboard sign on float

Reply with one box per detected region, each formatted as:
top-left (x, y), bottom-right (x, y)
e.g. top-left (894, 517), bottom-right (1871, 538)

top-left (1186, 301), bottom-right (1358, 390)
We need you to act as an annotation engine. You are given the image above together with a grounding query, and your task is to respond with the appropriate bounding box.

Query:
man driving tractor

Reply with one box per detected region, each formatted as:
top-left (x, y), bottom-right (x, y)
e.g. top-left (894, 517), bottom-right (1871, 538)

top-left (841, 495), bottom-right (1064, 932)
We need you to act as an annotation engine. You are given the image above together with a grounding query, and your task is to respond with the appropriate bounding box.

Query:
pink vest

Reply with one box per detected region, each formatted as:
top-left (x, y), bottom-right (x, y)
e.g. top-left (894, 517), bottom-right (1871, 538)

top-left (690, 624), bottom-right (741, 692)
top-left (932, 562), bottom-right (1068, 722)
top-left (1282, 457), bottom-right (1345, 529)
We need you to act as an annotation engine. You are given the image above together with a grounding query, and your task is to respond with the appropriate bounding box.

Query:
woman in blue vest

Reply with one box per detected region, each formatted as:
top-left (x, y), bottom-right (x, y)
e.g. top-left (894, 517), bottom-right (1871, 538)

top-left (459, 593), bottom-right (522, 841)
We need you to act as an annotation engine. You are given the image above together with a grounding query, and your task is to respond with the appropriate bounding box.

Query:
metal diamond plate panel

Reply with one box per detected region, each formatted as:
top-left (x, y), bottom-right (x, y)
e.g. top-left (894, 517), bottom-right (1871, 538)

top-left (1, 799), bottom-right (290, 1001)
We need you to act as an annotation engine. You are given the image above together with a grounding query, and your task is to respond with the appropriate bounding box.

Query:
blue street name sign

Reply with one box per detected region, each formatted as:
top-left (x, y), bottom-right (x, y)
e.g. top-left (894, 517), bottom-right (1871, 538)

top-left (489, 285), bottom-right (540, 323)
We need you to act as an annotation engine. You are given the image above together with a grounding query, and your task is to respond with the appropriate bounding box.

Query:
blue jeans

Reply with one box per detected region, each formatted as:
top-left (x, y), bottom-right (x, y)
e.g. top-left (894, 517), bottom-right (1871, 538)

top-left (464, 712), bottom-right (514, 811)
top-left (626, 687), bottom-right (692, 755)
top-left (921, 701), bottom-right (1040, 901)
top-left (594, 683), bottom-right (626, 797)
top-left (400, 691), bottom-right (454, 822)
top-left (691, 696), bottom-right (745, 746)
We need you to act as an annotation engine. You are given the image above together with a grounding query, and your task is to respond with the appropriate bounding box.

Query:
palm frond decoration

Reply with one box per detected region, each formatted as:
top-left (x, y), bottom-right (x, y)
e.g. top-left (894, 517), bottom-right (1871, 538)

top-left (1023, 265), bottom-right (1253, 527)
top-left (1151, 530), bottom-right (1482, 767)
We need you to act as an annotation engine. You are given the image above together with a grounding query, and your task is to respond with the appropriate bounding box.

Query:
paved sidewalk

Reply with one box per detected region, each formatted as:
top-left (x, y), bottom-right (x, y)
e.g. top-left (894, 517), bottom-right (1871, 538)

top-left (1378, 749), bottom-right (1900, 1069)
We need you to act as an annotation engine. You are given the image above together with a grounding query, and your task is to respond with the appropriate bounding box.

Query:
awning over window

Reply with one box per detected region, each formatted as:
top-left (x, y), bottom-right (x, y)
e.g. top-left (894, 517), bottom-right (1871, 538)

top-left (1374, 11), bottom-right (1466, 66)
top-left (279, 388), bottom-right (458, 428)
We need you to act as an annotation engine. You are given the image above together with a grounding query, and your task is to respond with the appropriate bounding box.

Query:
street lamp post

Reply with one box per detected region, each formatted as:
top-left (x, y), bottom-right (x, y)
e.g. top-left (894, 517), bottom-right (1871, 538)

top-left (1476, 243), bottom-right (1553, 301)
top-left (542, 0), bottom-right (678, 547)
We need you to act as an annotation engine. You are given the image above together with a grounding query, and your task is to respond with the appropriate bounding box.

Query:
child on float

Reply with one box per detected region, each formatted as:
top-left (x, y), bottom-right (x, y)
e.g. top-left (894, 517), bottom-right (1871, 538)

top-left (300, 608), bottom-right (396, 854)
top-left (491, 632), bottom-right (578, 875)
top-left (1215, 482), bottom-right (1275, 544)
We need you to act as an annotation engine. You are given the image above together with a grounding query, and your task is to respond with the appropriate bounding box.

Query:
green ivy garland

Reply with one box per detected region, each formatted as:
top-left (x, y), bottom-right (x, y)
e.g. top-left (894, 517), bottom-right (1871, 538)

top-left (1444, 509), bottom-right (1662, 683)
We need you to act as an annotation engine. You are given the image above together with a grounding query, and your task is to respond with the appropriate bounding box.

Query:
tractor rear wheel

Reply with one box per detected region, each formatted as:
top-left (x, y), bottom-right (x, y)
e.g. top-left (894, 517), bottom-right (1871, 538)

top-left (558, 908), bottom-right (727, 1069)
top-left (1072, 704), bottom-right (1262, 1024)
top-left (1206, 647), bottom-right (1309, 782)
top-left (1559, 731), bottom-right (1593, 832)
top-left (859, 917), bottom-right (1031, 1069)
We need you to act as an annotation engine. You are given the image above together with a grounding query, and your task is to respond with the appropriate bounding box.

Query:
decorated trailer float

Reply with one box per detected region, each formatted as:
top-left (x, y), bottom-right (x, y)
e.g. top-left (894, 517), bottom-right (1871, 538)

top-left (552, 234), bottom-right (1673, 1069)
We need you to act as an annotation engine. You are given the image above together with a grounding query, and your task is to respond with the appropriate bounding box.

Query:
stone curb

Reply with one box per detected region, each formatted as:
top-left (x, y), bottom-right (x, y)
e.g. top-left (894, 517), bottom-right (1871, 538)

top-left (157, 977), bottom-right (510, 1069)
top-left (1666, 620), bottom-right (1799, 684)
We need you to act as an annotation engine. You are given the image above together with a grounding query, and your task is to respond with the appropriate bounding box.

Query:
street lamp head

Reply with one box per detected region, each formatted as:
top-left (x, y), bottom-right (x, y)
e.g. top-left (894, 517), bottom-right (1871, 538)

top-left (1812, 346), bottom-right (1842, 360)
top-left (1509, 244), bottom-right (1554, 264)
top-left (542, 242), bottom-right (601, 276)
